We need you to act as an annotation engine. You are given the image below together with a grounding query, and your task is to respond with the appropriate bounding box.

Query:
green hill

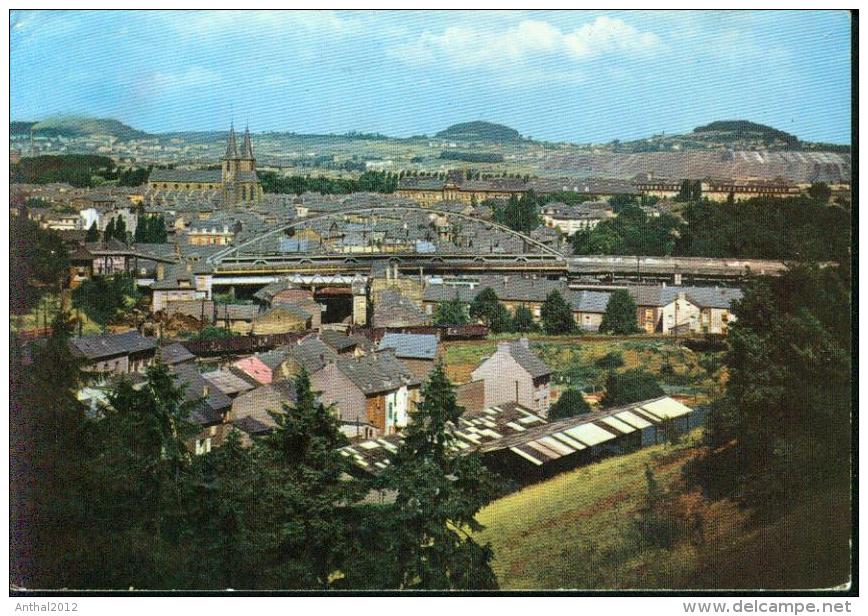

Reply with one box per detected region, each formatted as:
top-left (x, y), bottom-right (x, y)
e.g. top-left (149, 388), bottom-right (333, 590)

top-left (473, 432), bottom-right (851, 590)
top-left (16, 115), bottom-right (152, 141)
top-left (435, 121), bottom-right (522, 142)
top-left (692, 120), bottom-right (799, 146)
top-left (10, 121), bottom-right (37, 136)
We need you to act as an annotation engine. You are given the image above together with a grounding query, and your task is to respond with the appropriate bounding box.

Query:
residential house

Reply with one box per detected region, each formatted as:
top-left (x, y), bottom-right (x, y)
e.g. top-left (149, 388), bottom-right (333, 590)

top-left (171, 363), bottom-right (233, 455)
top-left (279, 335), bottom-right (340, 378)
top-left (251, 304), bottom-right (312, 335)
top-left (232, 347), bottom-right (298, 385)
top-left (371, 288), bottom-right (431, 328)
top-left (541, 201), bottom-right (615, 236)
top-left (320, 330), bottom-right (372, 357)
top-left (215, 304), bottom-right (261, 334)
top-left (471, 338), bottom-right (552, 416)
top-left (156, 342), bottom-right (196, 366)
top-left (630, 286), bottom-right (742, 334)
top-left (569, 290), bottom-right (612, 332)
top-left (202, 368), bottom-right (258, 399)
top-left (230, 380), bottom-right (297, 444)
top-left (69, 330), bottom-right (157, 376)
top-left (151, 263), bottom-right (210, 313)
top-left (310, 349), bottom-right (421, 438)
top-left (377, 333), bottom-right (440, 381)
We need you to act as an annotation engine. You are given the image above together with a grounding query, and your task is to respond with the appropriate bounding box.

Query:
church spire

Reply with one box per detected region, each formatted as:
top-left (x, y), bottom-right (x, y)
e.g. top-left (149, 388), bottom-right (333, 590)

top-left (241, 125), bottom-right (254, 159)
top-left (224, 123), bottom-right (238, 159)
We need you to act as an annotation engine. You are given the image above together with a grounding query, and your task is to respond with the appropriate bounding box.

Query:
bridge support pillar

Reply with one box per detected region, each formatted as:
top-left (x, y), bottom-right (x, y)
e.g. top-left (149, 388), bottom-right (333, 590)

top-left (352, 280), bottom-right (368, 327)
top-left (674, 272), bottom-right (683, 286)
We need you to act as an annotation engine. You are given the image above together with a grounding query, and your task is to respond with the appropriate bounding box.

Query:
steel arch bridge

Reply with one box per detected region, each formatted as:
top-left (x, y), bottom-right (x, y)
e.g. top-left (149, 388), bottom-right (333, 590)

top-left (206, 205), bottom-right (566, 268)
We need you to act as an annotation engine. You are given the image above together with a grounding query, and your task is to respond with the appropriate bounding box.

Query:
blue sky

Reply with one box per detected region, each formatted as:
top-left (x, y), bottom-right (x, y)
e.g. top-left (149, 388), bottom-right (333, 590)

top-left (10, 10), bottom-right (853, 143)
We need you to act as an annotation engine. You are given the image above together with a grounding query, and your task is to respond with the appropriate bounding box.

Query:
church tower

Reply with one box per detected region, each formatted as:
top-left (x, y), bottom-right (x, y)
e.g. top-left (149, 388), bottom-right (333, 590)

top-left (222, 124), bottom-right (262, 207)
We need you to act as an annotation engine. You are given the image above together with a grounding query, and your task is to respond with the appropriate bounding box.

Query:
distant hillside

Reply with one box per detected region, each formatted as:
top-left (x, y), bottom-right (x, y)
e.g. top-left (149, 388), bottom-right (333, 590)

top-left (10, 121), bottom-right (37, 136)
top-left (12, 115), bottom-right (152, 141)
top-left (692, 120), bottom-right (799, 147)
top-left (615, 119), bottom-right (849, 153)
top-left (435, 121), bottom-right (522, 142)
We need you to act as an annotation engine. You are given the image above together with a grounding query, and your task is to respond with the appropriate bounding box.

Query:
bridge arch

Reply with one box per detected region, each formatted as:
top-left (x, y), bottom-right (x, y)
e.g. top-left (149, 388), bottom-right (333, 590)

top-left (206, 205), bottom-right (565, 265)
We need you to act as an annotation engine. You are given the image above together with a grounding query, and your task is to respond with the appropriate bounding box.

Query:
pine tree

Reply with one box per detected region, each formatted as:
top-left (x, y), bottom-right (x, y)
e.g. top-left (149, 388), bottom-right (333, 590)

top-left (261, 370), bottom-right (364, 589)
top-left (103, 217), bottom-right (116, 242)
top-left (511, 304), bottom-right (537, 333)
top-left (433, 296), bottom-right (469, 325)
top-left (541, 290), bottom-right (575, 335)
top-left (85, 221), bottom-right (100, 242)
top-left (10, 313), bottom-right (89, 587)
top-left (469, 287), bottom-right (512, 333)
top-left (599, 289), bottom-right (640, 334)
top-left (379, 363), bottom-right (499, 589)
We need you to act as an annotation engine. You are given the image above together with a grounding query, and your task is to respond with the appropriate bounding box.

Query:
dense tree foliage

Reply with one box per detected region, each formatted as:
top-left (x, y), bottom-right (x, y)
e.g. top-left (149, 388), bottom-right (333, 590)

top-left (10, 213), bottom-right (68, 314)
top-left (549, 389), bottom-right (591, 420)
top-left (134, 214), bottom-right (168, 243)
top-left (72, 273), bottom-right (140, 325)
top-left (570, 196), bottom-right (849, 261)
top-left (433, 297), bottom-right (470, 325)
top-left (491, 191), bottom-right (541, 234)
top-left (10, 315), bottom-right (88, 586)
top-left (469, 287), bottom-right (512, 333)
top-left (679, 197), bottom-right (849, 261)
top-left (376, 363), bottom-right (500, 589)
top-left (511, 305), bottom-right (538, 333)
top-left (11, 344), bottom-right (503, 590)
top-left (439, 151), bottom-right (504, 163)
top-left (807, 182), bottom-right (832, 202)
top-left (11, 154), bottom-right (149, 188)
top-left (259, 170), bottom-right (398, 195)
top-left (571, 206), bottom-right (682, 256)
top-left (599, 289), bottom-right (640, 335)
top-left (103, 216), bottom-right (128, 243)
top-left (540, 290), bottom-right (576, 335)
top-left (687, 264), bottom-right (851, 512)
top-left (601, 369), bottom-right (664, 407)
top-left (85, 221), bottom-right (100, 242)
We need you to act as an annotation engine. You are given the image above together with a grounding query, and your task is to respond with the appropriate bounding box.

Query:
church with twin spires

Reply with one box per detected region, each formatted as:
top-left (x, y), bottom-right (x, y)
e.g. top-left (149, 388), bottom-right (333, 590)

top-left (147, 124), bottom-right (263, 206)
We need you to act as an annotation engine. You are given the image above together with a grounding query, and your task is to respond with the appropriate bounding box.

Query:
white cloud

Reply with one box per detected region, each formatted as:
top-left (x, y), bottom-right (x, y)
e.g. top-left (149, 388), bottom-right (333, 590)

top-left (390, 16), bottom-right (664, 70)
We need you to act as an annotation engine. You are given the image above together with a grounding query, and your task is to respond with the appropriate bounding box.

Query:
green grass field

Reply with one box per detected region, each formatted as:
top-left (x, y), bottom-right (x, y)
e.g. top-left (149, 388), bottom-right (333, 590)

top-left (442, 336), bottom-right (721, 404)
top-left (472, 431), bottom-right (851, 590)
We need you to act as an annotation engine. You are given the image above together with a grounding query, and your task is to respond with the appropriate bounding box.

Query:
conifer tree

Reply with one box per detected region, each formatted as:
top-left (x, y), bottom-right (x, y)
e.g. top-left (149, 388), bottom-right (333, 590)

top-left (380, 363), bottom-right (499, 589)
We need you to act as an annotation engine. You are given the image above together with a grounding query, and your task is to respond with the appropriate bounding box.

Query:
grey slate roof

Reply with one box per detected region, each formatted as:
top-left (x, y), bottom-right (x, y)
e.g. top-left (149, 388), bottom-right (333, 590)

top-left (256, 348), bottom-right (291, 371)
top-left (505, 341), bottom-right (551, 378)
top-left (69, 330), bottom-right (157, 361)
top-left (149, 169), bottom-right (223, 184)
top-left (171, 362), bottom-right (232, 425)
top-left (232, 381), bottom-right (297, 436)
top-left (321, 330), bottom-right (361, 353)
top-left (570, 290), bottom-right (612, 313)
top-left (378, 333), bottom-right (439, 360)
top-left (336, 350), bottom-right (421, 395)
top-left (157, 342), bottom-right (196, 365)
top-left (286, 336), bottom-right (338, 373)
top-left (202, 368), bottom-right (258, 397)
top-left (629, 285), bottom-right (743, 309)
